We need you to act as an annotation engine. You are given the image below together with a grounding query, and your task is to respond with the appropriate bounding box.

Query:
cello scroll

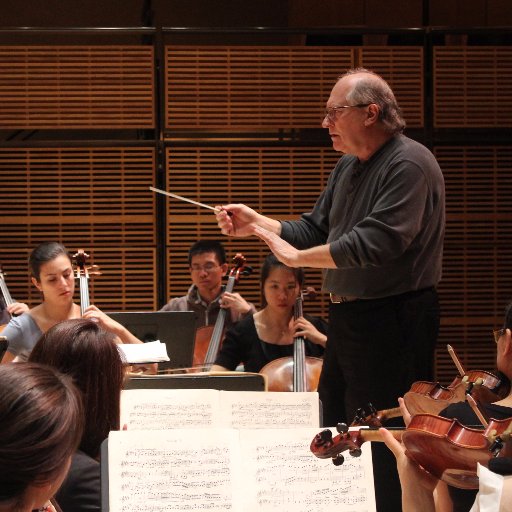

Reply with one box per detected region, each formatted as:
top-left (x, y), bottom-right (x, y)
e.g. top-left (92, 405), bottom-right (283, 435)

top-left (72, 250), bottom-right (101, 316)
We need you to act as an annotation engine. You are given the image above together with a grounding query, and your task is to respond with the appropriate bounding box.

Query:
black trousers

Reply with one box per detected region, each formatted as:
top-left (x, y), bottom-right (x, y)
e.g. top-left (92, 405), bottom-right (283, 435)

top-left (318, 287), bottom-right (440, 512)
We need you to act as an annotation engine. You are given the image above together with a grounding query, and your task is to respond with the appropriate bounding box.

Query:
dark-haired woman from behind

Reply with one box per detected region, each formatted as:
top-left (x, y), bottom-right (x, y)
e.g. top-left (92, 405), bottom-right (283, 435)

top-left (29, 318), bottom-right (125, 512)
top-left (0, 362), bottom-right (84, 512)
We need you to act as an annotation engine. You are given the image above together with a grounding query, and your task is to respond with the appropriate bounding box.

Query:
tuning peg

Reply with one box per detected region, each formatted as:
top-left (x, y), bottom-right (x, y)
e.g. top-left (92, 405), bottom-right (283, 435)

top-left (332, 454), bottom-right (345, 466)
top-left (336, 422), bottom-right (349, 434)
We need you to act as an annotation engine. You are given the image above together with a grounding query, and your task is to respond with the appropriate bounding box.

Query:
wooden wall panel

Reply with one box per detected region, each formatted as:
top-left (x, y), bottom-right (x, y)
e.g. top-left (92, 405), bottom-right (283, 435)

top-left (165, 46), bottom-right (354, 130)
top-left (358, 47), bottom-right (424, 127)
top-left (0, 46), bottom-right (155, 129)
top-left (163, 145), bottom-right (339, 317)
top-left (0, 147), bottom-right (157, 310)
top-left (165, 45), bottom-right (424, 131)
top-left (434, 47), bottom-right (512, 128)
top-left (435, 145), bottom-right (512, 382)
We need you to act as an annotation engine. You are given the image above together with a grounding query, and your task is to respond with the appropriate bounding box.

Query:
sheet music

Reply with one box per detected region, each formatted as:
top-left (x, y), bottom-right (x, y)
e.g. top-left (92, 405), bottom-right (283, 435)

top-left (238, 428), bottom-right (376, 512)
top-left (121, 389), bottom-right (319, 429)
top-left (107, 427), bottom-right (375, 512)
top-left (108, 429), bottom-right (241, 512)
top-left (117, 340), bottom-right (169, 363)
top-left (120, 389), bottom-right (220, 429)
top-left (219, 391), bottom-right (320, 428)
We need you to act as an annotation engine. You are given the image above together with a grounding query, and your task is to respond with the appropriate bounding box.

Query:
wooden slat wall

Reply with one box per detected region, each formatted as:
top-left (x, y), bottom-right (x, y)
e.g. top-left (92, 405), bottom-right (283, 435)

top-left (164, 146), bottom-right (338, 316)
top-left (358, 47), bottom-right (424, 127)
top-left (0, 147), bottom-right (157, 310)
top-left (165, 46), bottom-right (424, 130)
top-left (0, 46), bottom-right (155, 129)
top-left (435, 145), bottom-right (512, 381)
top-left (1, 39), bottom-right (510, 387)
top-left (434, 47), bottom-right (512, 128)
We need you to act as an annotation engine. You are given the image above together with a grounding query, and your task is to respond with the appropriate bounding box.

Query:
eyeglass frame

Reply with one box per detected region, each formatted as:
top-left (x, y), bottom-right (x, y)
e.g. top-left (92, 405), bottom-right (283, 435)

top-left (323, 103), bottom-right (371, 123)
top-left (190, 263), bottom-right (222, 273)
top-left (493, 328), bottom-right (506, 344)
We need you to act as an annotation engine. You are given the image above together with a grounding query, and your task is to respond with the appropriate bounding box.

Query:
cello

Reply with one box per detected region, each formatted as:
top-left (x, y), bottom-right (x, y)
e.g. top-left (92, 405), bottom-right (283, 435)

top-left (72, 250), bottom-right (101, 314)
top-left (259, 287), bottom-right (323, 392)
top-left (192, 253), bottom-right (252, 368)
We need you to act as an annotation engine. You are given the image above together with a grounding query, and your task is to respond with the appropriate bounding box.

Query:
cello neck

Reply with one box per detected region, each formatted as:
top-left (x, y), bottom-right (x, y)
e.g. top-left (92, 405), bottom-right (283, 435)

top-left (203, 275), bottom-right (235, 366)
top-left (78, 274), bottom-right (90, 316)
top-left (293, 294), bottom-right (307, 392)
top-left (73, 250), bottom-right (100, 317)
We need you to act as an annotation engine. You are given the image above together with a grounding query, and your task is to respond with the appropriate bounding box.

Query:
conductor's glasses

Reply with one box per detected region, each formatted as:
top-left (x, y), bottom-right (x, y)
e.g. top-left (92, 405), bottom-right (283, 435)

top-left (323, 103), bottom-right (370, 123)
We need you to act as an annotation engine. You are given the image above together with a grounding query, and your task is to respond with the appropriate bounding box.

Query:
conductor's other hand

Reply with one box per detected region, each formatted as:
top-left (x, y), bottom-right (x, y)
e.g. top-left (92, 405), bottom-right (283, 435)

top-left (215, 204), bottom-right (260, 237)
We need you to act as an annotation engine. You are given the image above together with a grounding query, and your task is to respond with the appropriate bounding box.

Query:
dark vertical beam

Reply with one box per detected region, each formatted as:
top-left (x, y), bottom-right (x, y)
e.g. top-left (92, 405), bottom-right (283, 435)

top-left (154, 25), bottom-right (167, 309)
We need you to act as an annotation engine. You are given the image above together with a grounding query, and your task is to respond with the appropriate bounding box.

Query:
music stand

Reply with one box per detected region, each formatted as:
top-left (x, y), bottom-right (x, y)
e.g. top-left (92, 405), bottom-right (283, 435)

top-left (124, 372), bottom-right (267, 392)
top-left (107, 311), bottom-right (197, 370)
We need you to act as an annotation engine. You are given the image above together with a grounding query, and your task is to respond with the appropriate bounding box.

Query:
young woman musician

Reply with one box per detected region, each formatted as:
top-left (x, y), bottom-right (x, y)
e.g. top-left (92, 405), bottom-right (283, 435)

top-left (29, 318), bottom-right (125, 512)
top-left (0, 241), bottom-right (141, 363)
top-left (381, 300), bottom-right (512, 512)
top-left (0, 362), bottom-right (84, 512)
top-left (211, 253), bottom-right (327, 373)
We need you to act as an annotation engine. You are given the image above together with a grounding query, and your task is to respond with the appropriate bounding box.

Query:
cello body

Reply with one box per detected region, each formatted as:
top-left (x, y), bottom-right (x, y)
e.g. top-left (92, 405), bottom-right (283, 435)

top-left (259, 355), bottom-right (323, 392)
top-left (259, 288), bottom-right (323, 392)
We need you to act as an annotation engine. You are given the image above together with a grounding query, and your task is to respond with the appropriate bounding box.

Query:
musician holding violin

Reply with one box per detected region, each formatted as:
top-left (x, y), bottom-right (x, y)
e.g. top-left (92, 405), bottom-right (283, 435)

top-left (210, 253), bottom-right (327, 376)
top-left (379, 301), bottom-right (512, 512)
top-left (160, 240), bottom-right (255, 331)
top-left (0, 242), bottom-right (142, 364)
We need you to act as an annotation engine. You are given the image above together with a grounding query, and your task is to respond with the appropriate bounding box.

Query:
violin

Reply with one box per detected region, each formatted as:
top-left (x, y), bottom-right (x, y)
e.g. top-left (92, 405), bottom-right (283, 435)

top-left (192, 253), bottom-right (252, 368)
top-left (72, 250), bottom-right (101, 315)
top-left (311, 414), bottom-right (512, 489)
top-left (259, 287), bottom-right (323, 392)
top-left (351, 345), bottom-right (510, 427)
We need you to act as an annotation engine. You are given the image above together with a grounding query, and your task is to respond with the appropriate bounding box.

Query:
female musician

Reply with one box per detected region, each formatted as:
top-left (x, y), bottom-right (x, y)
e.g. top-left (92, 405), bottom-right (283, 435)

top-left (0, 241), bottom-right (141, 363)
top-left (29, 318), bottom-right (124, 512)
top-left (0, 362), bottom-right (84, 512)
top-left (211, 253), bottom-right (327, 373)
top-left (382, 300), bottom-right (512, 511)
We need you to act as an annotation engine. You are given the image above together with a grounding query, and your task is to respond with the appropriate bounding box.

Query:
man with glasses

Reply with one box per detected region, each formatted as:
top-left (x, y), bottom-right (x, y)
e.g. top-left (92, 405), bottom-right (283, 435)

top-left (215, 68), bottom-right (445, 512)
top-left (160, 240), bottom-right (255, 329)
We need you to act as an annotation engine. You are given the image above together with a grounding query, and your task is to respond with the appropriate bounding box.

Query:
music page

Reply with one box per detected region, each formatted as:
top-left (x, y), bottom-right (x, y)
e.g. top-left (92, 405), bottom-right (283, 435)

top-left (120, 388), bottom-right (220, 429)
top-left (219, 390), bottom-right (320, 428)
top-left (106, 427), bottom-right (376, 512)
top-left (120, 389), bottom-right (320, 429)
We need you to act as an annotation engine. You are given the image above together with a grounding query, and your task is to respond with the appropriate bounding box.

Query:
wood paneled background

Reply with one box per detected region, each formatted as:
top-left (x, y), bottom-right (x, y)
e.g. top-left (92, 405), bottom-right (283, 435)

top-left (0, 4), bottom-right (511, 382)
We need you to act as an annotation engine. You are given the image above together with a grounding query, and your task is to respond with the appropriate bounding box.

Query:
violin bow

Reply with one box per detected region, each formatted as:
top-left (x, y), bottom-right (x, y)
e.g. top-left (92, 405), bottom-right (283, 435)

top-left (447, 344), bottom-right (466, 377)
top-left (466, 394), bottom-right (489, 427)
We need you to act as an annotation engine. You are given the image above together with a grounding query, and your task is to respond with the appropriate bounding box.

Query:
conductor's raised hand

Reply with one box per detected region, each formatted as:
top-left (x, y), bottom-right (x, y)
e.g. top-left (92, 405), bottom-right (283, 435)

top-left (215, 204), bottom-right (259, 237)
